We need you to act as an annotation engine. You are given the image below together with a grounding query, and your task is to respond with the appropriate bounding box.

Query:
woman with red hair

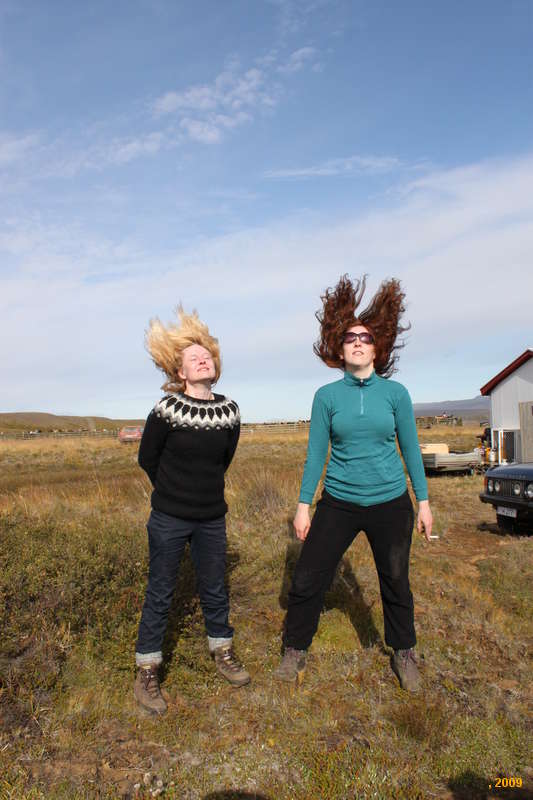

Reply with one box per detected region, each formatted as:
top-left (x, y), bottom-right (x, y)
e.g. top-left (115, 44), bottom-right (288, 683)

top-left (274, 276), bottom-right (433, 692)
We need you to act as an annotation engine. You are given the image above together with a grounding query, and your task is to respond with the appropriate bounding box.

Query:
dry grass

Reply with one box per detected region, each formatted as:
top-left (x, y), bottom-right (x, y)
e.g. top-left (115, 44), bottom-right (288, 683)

top-left (1, 429), bottom-right (532, 800)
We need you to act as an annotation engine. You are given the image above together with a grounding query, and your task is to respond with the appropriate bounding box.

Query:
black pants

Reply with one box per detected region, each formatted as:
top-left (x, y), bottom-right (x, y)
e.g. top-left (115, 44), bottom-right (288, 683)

top-left (284, 489), bottom-right (416, 652)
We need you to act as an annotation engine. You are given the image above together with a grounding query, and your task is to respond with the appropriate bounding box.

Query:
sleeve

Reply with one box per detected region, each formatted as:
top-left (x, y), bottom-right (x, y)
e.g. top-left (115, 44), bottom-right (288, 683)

top-left (394, 386), bottom-right (428, 501)
top-left (299, 390), bottom-right (331, 504)
top-left (138, 409), bottom-right (169, 486)
top-left (224, 421), bottom-right (240, 471)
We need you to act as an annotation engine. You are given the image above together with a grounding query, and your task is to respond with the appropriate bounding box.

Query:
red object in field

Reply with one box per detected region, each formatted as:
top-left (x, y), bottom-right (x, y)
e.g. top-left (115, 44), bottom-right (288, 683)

top-left (118, 426), bottom-right (143, 443)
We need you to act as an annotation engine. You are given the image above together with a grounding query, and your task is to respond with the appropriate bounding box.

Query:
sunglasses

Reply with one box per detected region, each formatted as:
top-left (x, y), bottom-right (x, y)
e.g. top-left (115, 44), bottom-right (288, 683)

top-left (343, 331), bottom-right (375, 345)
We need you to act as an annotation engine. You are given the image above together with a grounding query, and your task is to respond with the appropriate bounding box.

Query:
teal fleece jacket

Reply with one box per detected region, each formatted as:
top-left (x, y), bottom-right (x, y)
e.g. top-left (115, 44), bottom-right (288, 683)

top-left (299, 370), bottom-right (428, 507)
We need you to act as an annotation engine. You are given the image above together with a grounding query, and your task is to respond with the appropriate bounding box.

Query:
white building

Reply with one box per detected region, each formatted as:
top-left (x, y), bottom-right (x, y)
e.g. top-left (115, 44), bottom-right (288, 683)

top-left (480, 349), bottom-right (533, 463)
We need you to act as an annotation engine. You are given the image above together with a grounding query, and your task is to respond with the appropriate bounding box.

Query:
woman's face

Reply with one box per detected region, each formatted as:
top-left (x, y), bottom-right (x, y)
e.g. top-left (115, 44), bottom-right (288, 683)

top-left (178, 344), bottom-right (216, 386)
top-left (341, 324), bottom-right (376, 371)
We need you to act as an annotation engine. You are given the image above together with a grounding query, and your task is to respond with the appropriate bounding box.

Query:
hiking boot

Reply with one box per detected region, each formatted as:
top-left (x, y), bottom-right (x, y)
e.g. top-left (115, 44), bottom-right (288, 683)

top-left (391, 648), bottom-right (421, 692)
top-left (134, 665), bottom-right (168, 715)
top-left (212, 645), bottom-right (250, 687)
top-left (273, 647), bottom-right (307, 685)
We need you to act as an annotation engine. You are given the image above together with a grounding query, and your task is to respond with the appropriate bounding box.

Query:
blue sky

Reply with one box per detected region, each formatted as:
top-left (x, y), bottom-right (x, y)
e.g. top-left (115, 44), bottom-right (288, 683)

top-left (1, 0), bottom-right (532, 421)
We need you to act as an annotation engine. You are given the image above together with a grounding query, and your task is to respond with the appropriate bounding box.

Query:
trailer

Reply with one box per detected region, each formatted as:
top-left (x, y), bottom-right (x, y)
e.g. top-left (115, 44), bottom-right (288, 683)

top-left (421, 443), bottom-right (482, 474)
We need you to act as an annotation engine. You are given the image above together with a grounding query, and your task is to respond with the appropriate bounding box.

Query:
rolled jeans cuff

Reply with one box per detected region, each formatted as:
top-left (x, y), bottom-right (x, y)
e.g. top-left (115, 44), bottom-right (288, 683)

top-left (208, 636), bottom-right (233, 653)
top-left (136, 651), bottom-right (163, 667)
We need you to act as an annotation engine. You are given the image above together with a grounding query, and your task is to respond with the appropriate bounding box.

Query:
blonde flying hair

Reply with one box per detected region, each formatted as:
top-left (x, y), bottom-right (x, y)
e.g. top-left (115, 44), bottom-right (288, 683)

top-left (145, 305), bottom-right (221, 394)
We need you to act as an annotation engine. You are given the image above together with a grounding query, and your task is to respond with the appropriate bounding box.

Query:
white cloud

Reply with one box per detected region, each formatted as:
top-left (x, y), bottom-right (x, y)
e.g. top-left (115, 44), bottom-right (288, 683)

top-left (228, 68), bottom-right (270, 109)
top-left (207, 187), bottom-right (262, 201)
top-left (1, 45), bottom-right (325, 185)
top-left (2, 153), bottom-right (531, 416)
top-left (264, 154), bottom-right (403, 178)
top-left (178, 110), bottom-right (253, 145)
top-left (214, 111), bottom-right (252, 129)
top-left (270, 0), bottom-right (333, 37)
top-left (179, 118), bottom-right (221, 144)
top-left (109, 132), bottom-right (166, 164)
top-left (23, 130), bottom-right (171, 180)
top-left (0, 59), bottom-right (282, 182)
top-left (0, 132), bottom-right (40, 166)
top-left (153, 64), bottom-right (275, 122)
top-left (154, 86), bottom-right (218, 114)
top-left (278, 46), bottom-right (317, 73)
top-left (151, 51), bottom-right (320, 144)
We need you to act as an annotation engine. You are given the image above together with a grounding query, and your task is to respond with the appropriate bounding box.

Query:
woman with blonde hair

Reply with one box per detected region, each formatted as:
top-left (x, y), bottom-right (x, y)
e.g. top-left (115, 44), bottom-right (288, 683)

top-left (134, 307), bottom-right (249, 715)
top-left (274, 276), bottom-right (432, 692)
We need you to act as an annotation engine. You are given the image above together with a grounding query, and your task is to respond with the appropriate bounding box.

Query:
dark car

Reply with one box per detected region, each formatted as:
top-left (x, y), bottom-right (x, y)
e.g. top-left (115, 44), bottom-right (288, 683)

top-left (480, 463), bottom-right (533, 533)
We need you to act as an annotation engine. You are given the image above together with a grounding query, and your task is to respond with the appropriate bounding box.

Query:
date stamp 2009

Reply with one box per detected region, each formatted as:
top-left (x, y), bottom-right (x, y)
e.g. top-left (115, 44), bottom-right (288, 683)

top-left (488, 777), bottom-right (523, 790)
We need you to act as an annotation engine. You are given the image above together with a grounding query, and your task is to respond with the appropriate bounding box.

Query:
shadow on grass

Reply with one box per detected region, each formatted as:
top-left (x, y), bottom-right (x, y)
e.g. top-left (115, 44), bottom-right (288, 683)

top-left (447, 769), bottom-right (529, 799)
top-left (159, 544), bottom-right (241, 681)
top-left (477, 520), bottom-right (532, 538)
top-left (278, 520), bottom-right (382, 650)
top-left (203, 793), bottom-right (271, 800)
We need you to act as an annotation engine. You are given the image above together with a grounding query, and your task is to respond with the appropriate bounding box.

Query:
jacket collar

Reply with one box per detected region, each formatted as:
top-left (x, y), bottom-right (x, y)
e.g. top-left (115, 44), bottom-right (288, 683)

top-left (343, 369), bottom-right (377, 388)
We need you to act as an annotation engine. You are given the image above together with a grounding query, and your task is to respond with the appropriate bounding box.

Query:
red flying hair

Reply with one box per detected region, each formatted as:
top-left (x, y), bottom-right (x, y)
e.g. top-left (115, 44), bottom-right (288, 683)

top-left (313, 275), bottom-right (410, 377)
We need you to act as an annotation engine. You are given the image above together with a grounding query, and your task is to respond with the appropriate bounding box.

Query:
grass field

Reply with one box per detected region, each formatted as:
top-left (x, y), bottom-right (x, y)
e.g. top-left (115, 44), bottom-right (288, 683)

top-left (0, 426), bottom-right (532, 800)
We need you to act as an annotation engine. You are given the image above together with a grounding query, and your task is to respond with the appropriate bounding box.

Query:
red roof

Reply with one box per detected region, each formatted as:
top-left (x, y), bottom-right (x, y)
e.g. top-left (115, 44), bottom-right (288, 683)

top-left (480, 349), bottom-right (533, 396)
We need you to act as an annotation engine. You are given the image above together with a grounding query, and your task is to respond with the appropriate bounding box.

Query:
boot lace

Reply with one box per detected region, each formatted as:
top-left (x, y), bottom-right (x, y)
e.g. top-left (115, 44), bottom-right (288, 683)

top-left (282, 647), bottom-right (306, 668)
top-left (397, 648), bottom-right (417, 665)
top-left (140, 667), bottom-right (162, 699)
top-left (284, 647), bottom-right (300, 665)
top-left (217, 646), bottom-right (244, 673)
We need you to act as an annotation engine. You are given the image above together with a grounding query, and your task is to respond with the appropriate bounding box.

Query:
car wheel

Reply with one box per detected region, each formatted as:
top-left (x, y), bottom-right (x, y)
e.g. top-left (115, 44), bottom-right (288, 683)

top-left (515, 518), bottom-right (533, 536)
top-left (496, 514), bottom-right (516, 534)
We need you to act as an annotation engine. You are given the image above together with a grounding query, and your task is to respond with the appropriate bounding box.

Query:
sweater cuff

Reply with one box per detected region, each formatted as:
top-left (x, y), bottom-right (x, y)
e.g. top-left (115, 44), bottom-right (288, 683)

top-left (299, 492), bottom-right (314, 504)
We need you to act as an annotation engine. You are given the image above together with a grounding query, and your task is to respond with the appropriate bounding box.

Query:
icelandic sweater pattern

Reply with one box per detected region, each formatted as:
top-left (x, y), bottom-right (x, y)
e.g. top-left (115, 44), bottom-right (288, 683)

top-left (138, 392), bottom-right (240, 520)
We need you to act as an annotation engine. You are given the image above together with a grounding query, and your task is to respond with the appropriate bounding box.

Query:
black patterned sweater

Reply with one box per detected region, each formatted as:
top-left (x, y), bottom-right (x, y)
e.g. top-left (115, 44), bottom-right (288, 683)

top-left (138, 392), bottom-right (240, 520)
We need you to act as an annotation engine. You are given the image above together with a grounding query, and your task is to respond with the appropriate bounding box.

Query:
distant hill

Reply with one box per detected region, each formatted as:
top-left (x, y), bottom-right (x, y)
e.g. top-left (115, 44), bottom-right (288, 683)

top-left (0, 412), bottom-right (144, 433)
top-left (413, 396), bottom-right (490, 421)
top-left (0, 397), bottom-right (491, 432)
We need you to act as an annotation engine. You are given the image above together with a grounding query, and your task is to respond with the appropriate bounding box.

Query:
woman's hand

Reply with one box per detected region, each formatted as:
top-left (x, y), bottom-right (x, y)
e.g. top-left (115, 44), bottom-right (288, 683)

top-left (417, 499), bottom-right (433, 541)
top-left (293, 503), bottom-right (311, 541)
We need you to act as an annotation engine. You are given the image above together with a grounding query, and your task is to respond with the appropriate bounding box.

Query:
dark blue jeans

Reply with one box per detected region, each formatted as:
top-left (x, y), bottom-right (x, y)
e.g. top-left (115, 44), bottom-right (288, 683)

top-left (136, 509), bottom-right (233, 664)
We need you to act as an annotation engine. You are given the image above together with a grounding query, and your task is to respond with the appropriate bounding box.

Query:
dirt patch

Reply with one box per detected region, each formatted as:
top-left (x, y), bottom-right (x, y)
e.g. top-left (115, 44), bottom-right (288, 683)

top-left (26, 720), bottom-right (175, 797)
